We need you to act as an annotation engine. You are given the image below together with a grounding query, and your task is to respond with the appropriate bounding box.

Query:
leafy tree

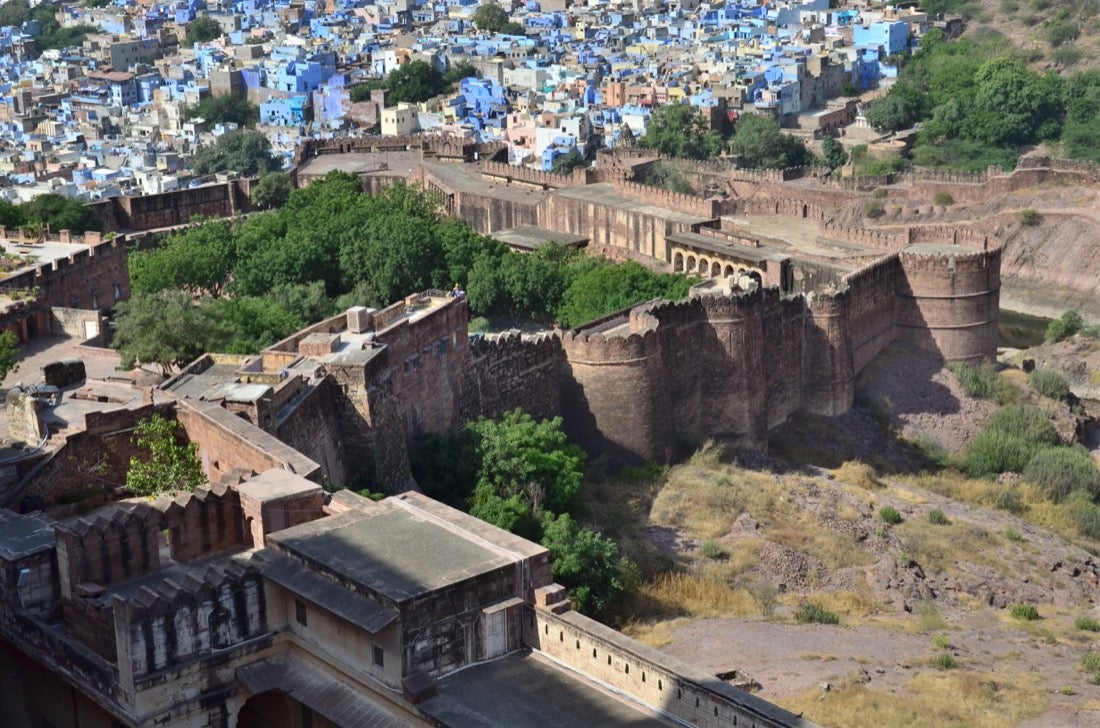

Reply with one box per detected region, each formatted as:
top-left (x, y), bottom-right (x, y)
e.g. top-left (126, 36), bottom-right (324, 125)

top-left (384, 61), bottom-right (451, 105)
top-left (20, 194), bottom-right (101, 234)
top-left (821, 136), bottom-right (848, 169)
top-left (637, 104), bottom-right (725, 160)
top-left (0, 330), bottom-right (19, 382)
top-left (264, 281), bottom-right (337, 325)
top-left (729, 114), bottom-right (813, 169)
top-left (184, 95), bottom-right (258, 127)
top-left (469, 409), bottom-right (586, 521)
top-left (0, 200), bottom-right (23, 229)
top-left (129, 218), bottom-right (235, 297)
top-left (126, 414), bottom-right (206, 496)
top-left (210, 296), bottom-right (303, 354)
top-left (186, 15), bottom-right (224, 44)
top-left (540, 512), bottom-right (626, 616)
top-left (472, 4), bottom-right (523, 33)
top-left (863, 93), bottom-right (919, 132)
top-left (251, 172), bottom-right (293, 210)
top-left (551, 148), bottom-right (587, 175)
top-left (0, 0), bottom-right (30, 27)
top-left (192, 129), bottom-right (280, 177)
top-left (112, 291), bottom-right (226, 375)
top-left (557, 260), bottom-right (694, 328)
top-left (444, 61), bottom-right (479, 83)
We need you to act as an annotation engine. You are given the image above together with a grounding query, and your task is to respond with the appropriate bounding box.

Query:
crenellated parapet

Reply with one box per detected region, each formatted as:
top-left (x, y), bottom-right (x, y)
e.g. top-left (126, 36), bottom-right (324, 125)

top-left (114, 558), bottom-right (267, 682)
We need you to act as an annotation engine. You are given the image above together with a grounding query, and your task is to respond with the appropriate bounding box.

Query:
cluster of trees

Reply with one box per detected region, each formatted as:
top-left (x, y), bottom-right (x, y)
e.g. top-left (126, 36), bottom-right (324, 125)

top-left (192, 129), bottom-right (281, 177)
top-left (349, 60), bottom-right (480, 105)
top-left (471, 4), bottom-right (524, 35)
top-left (637, 104), bottom-right (814, 169)
top-left (863, 28), bottom-right (1100, 169)
top-left (185, 15), bottom-right (224, 45)
top-left (183, 95), bottom-right (259, 128)
top-left (0, 1), bottom-right (95, 53)
top-left (0, 194), bottom-right (101, 235)
top-left (116, 172), bottom-right (693, 372)
top-left (414, 410), bottom-right (628, 616)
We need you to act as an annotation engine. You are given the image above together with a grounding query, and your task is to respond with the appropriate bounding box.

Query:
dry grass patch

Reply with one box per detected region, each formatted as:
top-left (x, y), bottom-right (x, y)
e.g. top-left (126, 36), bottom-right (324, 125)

top-left (896, 520), bottom-right (1006, 579)
top-left (832, 460), bottom-right (880, 489)
top-left (649, 463), bottom-right (793, 539)
top-left (622, 572), bottom-right (758, 622)
top-left (813, 589), bottom-right (881, 622)
top-left (780, 670), bottom-right (1048, 728)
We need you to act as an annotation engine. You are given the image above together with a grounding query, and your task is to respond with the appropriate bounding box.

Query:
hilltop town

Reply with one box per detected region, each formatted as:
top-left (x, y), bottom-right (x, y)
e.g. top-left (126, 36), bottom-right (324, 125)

top-left (0, 0), bottom-right (934, 197)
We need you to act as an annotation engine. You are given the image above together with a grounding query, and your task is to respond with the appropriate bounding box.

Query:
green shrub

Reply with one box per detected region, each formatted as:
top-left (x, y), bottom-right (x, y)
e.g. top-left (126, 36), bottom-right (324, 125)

top-left (932, 633), bottom-right (951, 649)
top-left (927, 508), bottom-right (950, 525)
top-left (1004, 526), bottom-right (1023, 542)
top-left (1011, 604), bottom-right (1040, 621)
top-left (1029, 368), bottom-right (1070, 400)
top-left (1052, 45), bottom-right (1082, 67)
top-left (1047, 22), bottom-right (1076, 47)
top-left (1067, 493), bottom-right (1100, 540)
top-left (796, 602), bottom-right (839, 625)
top-left (1080, 651), bottom-right (1100, 673)
top-left (933, 191), bottom-right (954, 205)
top-left (1019, 208), bottom-right (1040, 226)
top-left (1023, 446), bottom-right (1100, 503)
top-left (879, 506), bottom-right (903, 524)
top-left (1047, 310), bottom-right (1083, 342)
top-left (948, 361), bottom-right (1009, 401)
top-left (699, 539), bottom-right (726, 559)
top-left (988, 404), bottom-right (1060, 443)
top-left (1075, 616), bottom-right (1100, 632)
top-left (934, 652), bottom-right (957, 670)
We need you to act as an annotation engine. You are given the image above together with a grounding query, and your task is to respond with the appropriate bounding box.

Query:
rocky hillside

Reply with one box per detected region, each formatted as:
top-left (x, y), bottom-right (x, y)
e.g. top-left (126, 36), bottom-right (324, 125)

top-left (605, 344), bottom-right (1100, 727)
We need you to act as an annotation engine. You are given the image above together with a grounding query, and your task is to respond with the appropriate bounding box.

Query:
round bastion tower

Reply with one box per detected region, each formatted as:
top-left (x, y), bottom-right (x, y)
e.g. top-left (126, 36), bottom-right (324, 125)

top-left (896, 243), bottom-right (1002, 363)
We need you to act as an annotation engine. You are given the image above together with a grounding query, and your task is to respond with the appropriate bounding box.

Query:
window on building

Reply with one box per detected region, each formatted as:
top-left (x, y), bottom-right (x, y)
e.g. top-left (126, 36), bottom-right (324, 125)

top-left (373, 645), bottom-right (385, 668)
top-left (295, 599), bottom-right (307, 627)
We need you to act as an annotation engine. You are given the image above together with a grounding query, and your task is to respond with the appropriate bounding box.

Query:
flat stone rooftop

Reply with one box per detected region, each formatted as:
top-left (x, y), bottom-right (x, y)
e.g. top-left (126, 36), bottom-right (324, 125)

top-left (268, 498), bottom-right (518, 602)
top-left (419, 651), bottom-right (668, 728)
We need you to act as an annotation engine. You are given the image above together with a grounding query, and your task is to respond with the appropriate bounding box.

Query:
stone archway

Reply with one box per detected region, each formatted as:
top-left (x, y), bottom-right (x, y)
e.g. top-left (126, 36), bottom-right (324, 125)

top-left (674, 251), bottom-right (684, 272)
top-left (711, 261), bottom-right (721, 277)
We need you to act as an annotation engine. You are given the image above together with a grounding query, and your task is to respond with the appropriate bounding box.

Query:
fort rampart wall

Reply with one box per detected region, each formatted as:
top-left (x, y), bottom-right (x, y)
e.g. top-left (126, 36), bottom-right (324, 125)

top-left (526, 607), bottom-right (813, 728)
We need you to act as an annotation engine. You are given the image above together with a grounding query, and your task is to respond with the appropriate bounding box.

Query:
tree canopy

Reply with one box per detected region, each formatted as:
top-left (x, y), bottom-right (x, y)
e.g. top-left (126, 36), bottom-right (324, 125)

top-left (472, 4), bottom-right (524, 34)
top-left (192, 129), bottom-right (280, 177)
top-left (119, 173), bottom-right (699, 369)
top-left (637, 104), bottom-right (726, 160)
top-left (412, 409), bottom-right (627, 616)
top-left (860, 28), bottom-right (1100, 169)
top-left (184, 95), bottom-right (258, 127)
top-left (0, 194), bottom-right (101, 235)
top-left (383, 61), bottom-right (452, 105)
top-left (126, 414), bottom-right (206, 496)
top-left (186, 15), bottom-right (224, 44)
top-left (729, 114), bottom-right (814, 169)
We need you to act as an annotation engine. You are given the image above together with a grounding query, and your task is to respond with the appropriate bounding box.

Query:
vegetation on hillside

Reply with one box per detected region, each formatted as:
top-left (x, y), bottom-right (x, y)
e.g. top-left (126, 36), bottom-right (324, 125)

top-left (864, 27), bottom-right (1100, 168)
top-left (116, 173), bottom-right (693, 373)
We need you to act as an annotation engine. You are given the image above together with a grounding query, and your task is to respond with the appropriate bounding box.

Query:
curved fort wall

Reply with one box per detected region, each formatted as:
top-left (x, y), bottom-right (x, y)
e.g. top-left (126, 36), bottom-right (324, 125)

top-left (896, 245), bottom-right (1001, 364)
